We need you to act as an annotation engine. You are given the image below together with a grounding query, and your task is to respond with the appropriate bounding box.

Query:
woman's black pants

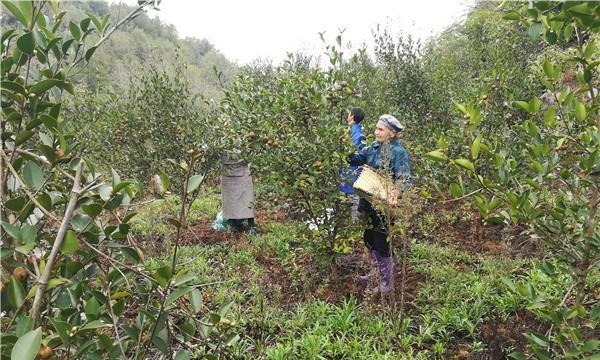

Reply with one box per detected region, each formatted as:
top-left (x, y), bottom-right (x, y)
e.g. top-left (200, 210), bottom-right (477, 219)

top-left (358, 198), bottom-right (391, 258)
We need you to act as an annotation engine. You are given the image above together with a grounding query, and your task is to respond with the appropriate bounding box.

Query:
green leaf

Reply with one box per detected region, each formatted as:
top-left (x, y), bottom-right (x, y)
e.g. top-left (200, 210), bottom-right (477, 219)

top-left (524, 332), bottom-right (549, 347)
top-left (14, 129), bottom-right (34, 146)
top-left (88, 13), bottom-right (102, 31)
top-left (99, 185), bottom-right (112, 201)
top-left (70, 214), bottom-right (91, 232)
top-left (38, 132), bottom-right (53, 147)
top-left (8, 275), bottom-right (25, 308)
top-left (85, 46), bottom-right (97, 61)
top-left (153, 266), bottom-right (172, 288)
top-left (591, 306), bottom-right (600, 319)
top-left (120, 247), bottom-right (142, 263)
top-left (17, 0), bottom-right (32, 23)
top-left (11, 327), bottom-right (41, 360)
top-left (5, 196), bottom-right (26, 212)
top-left (488, 197), bottom-right (502, 211)
top-left (564, 23), bottom-right (574, 41)
top-left (69, 21), bottom-right (81, 40)
top-left (2, 1), bottom-right (29, 27)
top-left (2, 28), bottom-right (15, 43)
top-left (111, 168), bottom-right (121, 186)
top-left (16, 32), bottom-right (35, 55)
top-left (100, 14), bottom-right (110, 31)
top-left (583, 39), bottom-right (596, 58)
top-left (528, 22), bottom-right (544, 41)
top-left (543, 108), bottom-right (556, 126)
top-left (49, 318), bottom-right (70, 347)
top-left (28, 79), bottom-right (62, 94)
top-left (449, 183), bottom-right (462, 198)
top-left (471, 134), bottom-right (482, 159)
top-left (546, 30), bottom-right (557, 45)
top-left (15, 242), bottom-right (34, 255)
top-left (529, 97), bottom-right (541, 113)
top-left (1, 248), bottom-right (15, 260)
top-left (80, 17), bottom-right (91, 32)
top-left (581, 340), bottom-right (600, 352)
top-left (47, 277), bottom-right (70, 290)
top-left (36, 193), bottom-right (52, 210)
top-left (542, 60), bottom-right (554, 78)
top-left (2, 221), bottom-right (22, 242)
top-left (113, 181), bottom-right (132, 193)
top-left (166, 287), bottom-right (192, 307)
top-left (436, 135), bottom-right (448, 150)
top-left (454, 158), bottom-right (475, 172)
top-left (80, 320), bottom-right (111, 331)
top-left (503, 11), bottom-right (521, 21)
top-left (63, 81), bottom-right (74, 95)
top-left (22, 161), bottom-right (44, 191)
top-left (513, 101), bottom-right (530, 112)
top-left (61, 230), bottom-right (79, 255)
top-left (1, 80), bottom-right (26, 95)
top-left (152, 329), bottom-right (168, 354)
top-left (20, 224), bottom-right (37, 244)
top-left (454, 102), bottom-right (467, 115)
top-left (425, 150), bottom-right (447, 162)
top-left (583, 69), bottom-right (592, 83)
top-left (84, 297), bottom-right (101, 318)
top-left (160, 171), bottom-right (170, 192)
top-left (531, 347), bottom-right (551, 360)
top-left (39, 114), bottom-right (58, 131)
top-left (122, 325), bottom-right (140, 341)
top-left (174, 351), bottom-right (191, 360)
top-left (174, 271), bottom-right (196, 286)
top-left (187, 174), bottom-right (204, 194)
top-left (219, 301), bottom-right (233, 317)
top-left (189, 289), bottom-right (202, 314)
top-left (209, 313), bottom-right (221, 324)
top-left (225, 333), bottom-right (240, 346)
top-left (121, 211), bottom-right (138, 223)
top-left (16, 315), bottom-right (33, 337)
top-left (25, 116), bottom-right (43, 131)
top-left (575, 102), bottom-right (587, 121)
top-left (81, 203), bottom-right (102, 217)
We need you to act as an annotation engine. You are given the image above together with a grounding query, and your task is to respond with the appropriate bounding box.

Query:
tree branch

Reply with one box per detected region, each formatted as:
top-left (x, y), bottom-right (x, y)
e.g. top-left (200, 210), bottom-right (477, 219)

top-left (7, 148), bottom-right (75, 181)
top-left (31, 160), bottom-right (84, 326)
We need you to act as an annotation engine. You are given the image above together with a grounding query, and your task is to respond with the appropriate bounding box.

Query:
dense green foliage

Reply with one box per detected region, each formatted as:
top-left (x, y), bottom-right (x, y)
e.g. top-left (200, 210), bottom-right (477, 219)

top-left (65, 61), bottom-right (221, 185)
top-left (0, 1), bottom-right (235, 359)
top-left (427, 2), bottom-right (600, 358)
top-left (219, 38), bottom-right (358, 247)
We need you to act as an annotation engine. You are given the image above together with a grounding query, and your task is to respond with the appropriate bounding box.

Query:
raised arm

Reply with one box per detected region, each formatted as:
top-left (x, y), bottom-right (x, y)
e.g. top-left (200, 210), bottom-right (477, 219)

top-left (351, 123), bottom-right (366, 151)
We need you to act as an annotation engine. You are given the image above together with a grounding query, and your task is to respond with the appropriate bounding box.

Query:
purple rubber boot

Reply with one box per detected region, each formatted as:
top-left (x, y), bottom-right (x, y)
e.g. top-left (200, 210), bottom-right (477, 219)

top-left (372, 255), bottom-right (395, 294)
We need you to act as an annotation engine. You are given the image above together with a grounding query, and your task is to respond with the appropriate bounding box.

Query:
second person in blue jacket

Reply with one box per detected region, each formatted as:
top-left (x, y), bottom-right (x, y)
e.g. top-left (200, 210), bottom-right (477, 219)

top-left (340, 107), bottom-right (366, 220)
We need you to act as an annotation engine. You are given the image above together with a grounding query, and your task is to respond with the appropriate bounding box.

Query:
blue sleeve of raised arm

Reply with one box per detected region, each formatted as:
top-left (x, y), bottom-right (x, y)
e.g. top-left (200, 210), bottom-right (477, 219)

top-left (351, 124), bottom-right (366, 150)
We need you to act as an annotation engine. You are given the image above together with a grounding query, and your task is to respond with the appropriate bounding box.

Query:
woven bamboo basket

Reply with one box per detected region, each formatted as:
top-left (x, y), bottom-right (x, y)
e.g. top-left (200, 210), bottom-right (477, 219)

top-left (352, 166), bottom-right (397, 205)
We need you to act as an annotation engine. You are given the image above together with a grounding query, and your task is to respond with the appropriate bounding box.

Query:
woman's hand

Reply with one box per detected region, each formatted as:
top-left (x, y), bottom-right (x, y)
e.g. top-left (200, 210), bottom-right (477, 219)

top-left (388, 189), bottom-right (399, 206)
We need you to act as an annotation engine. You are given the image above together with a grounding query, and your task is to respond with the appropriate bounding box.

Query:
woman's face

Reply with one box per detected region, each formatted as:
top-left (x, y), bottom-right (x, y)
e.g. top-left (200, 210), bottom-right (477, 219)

top-left (374, 120), bottom-right (396, 143)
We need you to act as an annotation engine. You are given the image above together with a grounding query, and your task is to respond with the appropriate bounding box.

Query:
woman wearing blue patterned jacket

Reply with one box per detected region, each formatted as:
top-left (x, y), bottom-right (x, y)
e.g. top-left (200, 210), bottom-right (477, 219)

top-left (349, 114), bottom-right (411, 293)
